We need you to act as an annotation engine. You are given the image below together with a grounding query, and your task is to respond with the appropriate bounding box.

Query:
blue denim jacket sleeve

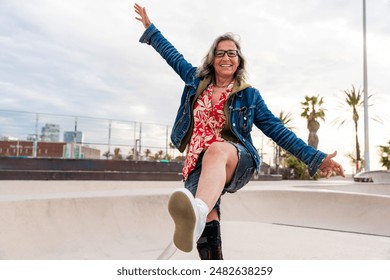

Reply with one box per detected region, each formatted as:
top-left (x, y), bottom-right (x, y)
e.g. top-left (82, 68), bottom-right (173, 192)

top-left (139, 24), bottom-right (197, 83)
top-left (251, 89), bottom-right (327, 176)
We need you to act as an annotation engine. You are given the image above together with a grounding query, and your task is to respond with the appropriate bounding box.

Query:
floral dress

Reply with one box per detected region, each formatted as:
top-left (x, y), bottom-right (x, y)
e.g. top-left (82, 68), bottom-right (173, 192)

top-left (182, 82), bottom-right (233, 180)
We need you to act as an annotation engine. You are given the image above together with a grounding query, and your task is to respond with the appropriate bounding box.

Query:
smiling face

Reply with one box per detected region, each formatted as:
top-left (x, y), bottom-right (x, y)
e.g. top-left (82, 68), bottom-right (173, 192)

top-left (213, 40), bottom-right (240, 81)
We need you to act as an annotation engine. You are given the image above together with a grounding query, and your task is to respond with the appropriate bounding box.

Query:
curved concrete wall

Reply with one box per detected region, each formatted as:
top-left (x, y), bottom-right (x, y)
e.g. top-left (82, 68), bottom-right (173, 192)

top-left (222, 190), bottom-right (390, 237)
top-left (0, 191), bottom-right (172, 259)
top-left (1, 183), bottom-right (389, 259)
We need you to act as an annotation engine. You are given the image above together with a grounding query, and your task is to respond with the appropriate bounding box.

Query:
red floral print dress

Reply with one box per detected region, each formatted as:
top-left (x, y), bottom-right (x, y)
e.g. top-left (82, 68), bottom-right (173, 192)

top-left (182, 82), bottom-right (233, 180)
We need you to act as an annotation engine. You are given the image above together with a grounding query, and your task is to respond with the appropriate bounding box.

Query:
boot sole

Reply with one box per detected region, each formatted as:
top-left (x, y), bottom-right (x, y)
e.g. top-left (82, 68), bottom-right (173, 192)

top-left (168, 189), bottom-right (197, 252)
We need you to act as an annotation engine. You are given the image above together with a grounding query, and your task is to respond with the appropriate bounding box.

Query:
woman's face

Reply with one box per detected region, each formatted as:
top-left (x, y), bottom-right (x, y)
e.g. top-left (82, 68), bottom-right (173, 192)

top-left (213, 40), bottom-right (240, 81)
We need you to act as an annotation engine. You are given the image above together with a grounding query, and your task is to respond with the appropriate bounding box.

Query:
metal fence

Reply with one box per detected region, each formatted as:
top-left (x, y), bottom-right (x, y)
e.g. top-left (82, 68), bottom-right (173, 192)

top-left (0, 109), bottom-right (278, 165)
top-left (0, 109), bottom-right (181, 160)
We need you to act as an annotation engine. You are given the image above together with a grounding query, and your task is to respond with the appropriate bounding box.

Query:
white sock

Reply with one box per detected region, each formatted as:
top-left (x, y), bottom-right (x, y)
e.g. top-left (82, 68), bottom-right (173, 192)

top-left (194, 198), bottom-right (209, 240)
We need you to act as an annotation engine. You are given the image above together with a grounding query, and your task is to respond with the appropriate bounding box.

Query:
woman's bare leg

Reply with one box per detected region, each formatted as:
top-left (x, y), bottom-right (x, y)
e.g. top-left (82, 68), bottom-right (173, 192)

top-left (195, 142), bottom-right (238, 221)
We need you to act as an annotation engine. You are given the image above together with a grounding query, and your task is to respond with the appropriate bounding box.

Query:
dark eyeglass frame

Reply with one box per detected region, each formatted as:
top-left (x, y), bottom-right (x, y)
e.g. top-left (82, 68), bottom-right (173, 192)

top-left (214, 49), bottom-right (239, 58)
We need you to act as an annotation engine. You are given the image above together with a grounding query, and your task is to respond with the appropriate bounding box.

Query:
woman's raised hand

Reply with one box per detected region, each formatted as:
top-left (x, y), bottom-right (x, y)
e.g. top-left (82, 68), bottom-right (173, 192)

top-left (134, 3), bottom-right (151, 29)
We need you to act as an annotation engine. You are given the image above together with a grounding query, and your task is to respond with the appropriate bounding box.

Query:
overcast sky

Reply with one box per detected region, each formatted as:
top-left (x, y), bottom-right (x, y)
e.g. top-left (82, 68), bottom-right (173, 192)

top-left (1, 0), bottom-right (389, 172)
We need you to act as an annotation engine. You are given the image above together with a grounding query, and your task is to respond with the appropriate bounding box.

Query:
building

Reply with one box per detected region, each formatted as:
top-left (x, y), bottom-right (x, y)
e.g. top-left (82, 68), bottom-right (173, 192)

top-left (63, 131), bottom-right (83, 144)
top-left (63, 143), bottom-right (100, 159)
top-left (0, 140), bottom-right (100, 159)
top-left (26, 134), bottom-right (37, 141)
top-left (40, 123), bottom-right (60, 142)
top-left (0, 136), bottom-right (18, 141)
top-left (0, 141), bottom-right (65, 158)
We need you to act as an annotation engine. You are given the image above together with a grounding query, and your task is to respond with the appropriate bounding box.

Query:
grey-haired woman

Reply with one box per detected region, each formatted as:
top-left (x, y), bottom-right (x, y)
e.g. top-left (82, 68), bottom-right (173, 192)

top-left (134, 3), bottom-right (345, 260)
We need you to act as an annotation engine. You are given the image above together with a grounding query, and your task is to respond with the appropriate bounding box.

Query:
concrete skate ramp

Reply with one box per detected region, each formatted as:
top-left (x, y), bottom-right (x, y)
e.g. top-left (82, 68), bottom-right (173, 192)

top-left (1, 181), bottom-right (390, 259)
top-left (0, 190), bottom-right (173, 259)
top-left (222, 189), bottom-right (390, 237)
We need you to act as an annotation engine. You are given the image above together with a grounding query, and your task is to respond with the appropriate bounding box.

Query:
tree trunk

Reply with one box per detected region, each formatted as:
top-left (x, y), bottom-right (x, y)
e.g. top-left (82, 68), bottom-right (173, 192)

top-left (354, 120), bottom-right (361, 173)
top-left (307, 119), bottom-right (320, 149)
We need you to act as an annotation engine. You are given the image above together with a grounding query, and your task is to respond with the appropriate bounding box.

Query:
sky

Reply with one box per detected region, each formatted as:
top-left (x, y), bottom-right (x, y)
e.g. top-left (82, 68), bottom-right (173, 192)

top-left (1, 0), bottom-right (389, 173)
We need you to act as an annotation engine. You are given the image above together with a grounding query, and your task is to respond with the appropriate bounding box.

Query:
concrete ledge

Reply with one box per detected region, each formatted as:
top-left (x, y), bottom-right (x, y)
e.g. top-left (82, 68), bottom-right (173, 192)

top-left (0, 158), bottom-right (283, 181)
top-left (0, 157), bottom-right (183, 171)
top-left (0, 157), bottom-right (183, 180)
top-left (0, 170), bottom-right (182, 181)
top-left (354, 170), bottom-right (390, 183)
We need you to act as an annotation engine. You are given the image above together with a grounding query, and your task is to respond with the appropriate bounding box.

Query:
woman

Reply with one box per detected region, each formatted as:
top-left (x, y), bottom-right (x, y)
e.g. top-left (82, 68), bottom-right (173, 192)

top-left (134, 4), bottom-right (345, 260)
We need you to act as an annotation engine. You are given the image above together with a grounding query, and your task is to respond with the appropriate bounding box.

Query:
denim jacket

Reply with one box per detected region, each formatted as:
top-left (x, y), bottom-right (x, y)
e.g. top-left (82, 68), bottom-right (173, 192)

top-left (139, 24), bottom-right (326, 177)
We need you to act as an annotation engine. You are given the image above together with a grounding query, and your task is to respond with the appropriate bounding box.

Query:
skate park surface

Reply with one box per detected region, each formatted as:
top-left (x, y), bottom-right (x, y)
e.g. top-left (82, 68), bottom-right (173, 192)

top-left (1, 177), bottom-right (390, 260)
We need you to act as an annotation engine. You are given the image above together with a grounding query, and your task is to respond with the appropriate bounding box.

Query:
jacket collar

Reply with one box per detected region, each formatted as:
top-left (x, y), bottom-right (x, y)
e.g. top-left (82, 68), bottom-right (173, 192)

top-left (195, 76), bottom-right (251, 99)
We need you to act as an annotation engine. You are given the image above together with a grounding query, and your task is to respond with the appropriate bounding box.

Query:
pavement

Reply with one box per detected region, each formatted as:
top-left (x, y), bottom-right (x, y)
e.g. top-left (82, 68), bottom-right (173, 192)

top-left (1, 177), bottom-right (389, 260)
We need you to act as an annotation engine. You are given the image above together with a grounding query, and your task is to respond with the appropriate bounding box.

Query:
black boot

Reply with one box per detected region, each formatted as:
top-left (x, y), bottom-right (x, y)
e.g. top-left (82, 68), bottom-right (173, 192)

top-left (196, 220), bottom-right (223, 260)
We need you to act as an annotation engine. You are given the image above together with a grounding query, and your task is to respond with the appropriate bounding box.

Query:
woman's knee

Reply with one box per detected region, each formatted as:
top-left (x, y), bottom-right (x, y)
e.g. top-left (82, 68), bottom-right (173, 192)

top-left (204, 142), bottom-right (233, 161)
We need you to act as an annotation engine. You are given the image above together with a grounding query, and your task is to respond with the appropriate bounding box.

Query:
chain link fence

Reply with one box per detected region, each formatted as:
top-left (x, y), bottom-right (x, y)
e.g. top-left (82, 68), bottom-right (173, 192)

top-left (0, 109), bottom-right (183, 161)
top-left (1, 109), bottom-right (278, 168)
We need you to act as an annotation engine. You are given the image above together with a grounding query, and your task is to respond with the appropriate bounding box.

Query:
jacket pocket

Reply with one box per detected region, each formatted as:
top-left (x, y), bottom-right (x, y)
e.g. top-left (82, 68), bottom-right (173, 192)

top-left (235, 106), bottom-right (255, 134)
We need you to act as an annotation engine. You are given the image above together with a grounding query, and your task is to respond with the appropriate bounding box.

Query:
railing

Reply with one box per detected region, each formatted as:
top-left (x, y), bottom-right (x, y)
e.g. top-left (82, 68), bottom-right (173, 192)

top-left (0, 109), bottom-right (275, 164)
top-left (0, 109), bottom-right (181, 160)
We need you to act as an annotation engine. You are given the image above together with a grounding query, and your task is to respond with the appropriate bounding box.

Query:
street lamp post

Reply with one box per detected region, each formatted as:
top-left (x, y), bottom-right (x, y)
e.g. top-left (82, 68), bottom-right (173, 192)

top-left (363, 0), bottom-right (370, 171)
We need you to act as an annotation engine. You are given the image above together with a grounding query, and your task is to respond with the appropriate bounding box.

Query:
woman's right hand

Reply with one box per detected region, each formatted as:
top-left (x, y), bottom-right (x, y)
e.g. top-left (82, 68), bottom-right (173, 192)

top-left (134, 3), bottom-right (151, 29)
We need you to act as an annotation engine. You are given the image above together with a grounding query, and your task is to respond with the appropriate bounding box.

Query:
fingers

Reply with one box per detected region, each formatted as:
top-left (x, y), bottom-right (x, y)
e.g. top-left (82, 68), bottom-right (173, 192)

top-left (134, 3), bottom-right (151, 28)
top-left (338, 165), bottom-right (345, 177)
top-left (319, 169), bottom-right (332, 179)
top-left (327, 150), bottom-right (337, 159)
top-left (319, 150), bottom-right (345, 178)
top-left (134, 4), bottom-right (146, 19)
top-left (319, 159), bottom-right (346, 178)
top-left (134, 3), bottom-right (141, 14)
top-left (134, 4), bottom-right (144, 19)
top-left (336, 163), bottom-right (345, 177)
top-left (329, 152), bottom-right (345, 178)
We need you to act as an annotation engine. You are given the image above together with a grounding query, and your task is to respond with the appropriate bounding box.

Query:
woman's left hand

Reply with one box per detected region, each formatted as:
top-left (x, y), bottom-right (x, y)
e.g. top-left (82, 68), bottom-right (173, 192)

top-left (318, 151), bottom-right (345, 178)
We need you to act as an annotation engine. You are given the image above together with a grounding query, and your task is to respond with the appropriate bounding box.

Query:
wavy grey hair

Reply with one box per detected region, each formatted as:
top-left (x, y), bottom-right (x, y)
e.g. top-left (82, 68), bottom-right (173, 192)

top-left (196, 32), bottom-right (248, 83)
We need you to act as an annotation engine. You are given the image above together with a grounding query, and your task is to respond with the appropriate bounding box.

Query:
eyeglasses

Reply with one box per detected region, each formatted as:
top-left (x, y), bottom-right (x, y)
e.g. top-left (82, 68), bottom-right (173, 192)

top-left (214, 50), bottom-right (239, 58)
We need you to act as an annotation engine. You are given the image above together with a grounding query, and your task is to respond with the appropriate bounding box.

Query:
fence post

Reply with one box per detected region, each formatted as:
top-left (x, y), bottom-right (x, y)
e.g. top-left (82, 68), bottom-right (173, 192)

top-left (33, 113), bottom-right (39, 158)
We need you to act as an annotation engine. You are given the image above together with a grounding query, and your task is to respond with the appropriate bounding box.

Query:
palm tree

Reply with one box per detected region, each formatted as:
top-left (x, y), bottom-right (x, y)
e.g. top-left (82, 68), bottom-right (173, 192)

top-left (153, 150), bottom-right (165, 160)
top-left (279, 111), bottom-right (295, 130)
top-left (300, 95), bottom-right (326, 149)
top-left (102, 150), bottom-right (112, 159)
top-left (332, 85), bottom-right (384, 172)
top-left (332, 86), bottom-right (364, 172)
top-left (126, 147), bottom-right (139, 160)
top-left (113, 148), bottom-right (123, 160)
top-left (379, 141), bottom-right (390, 170)
top-left (343, 86), bottom-right (362, 172)
top-left (143, 148), bottom-right (152, 160)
